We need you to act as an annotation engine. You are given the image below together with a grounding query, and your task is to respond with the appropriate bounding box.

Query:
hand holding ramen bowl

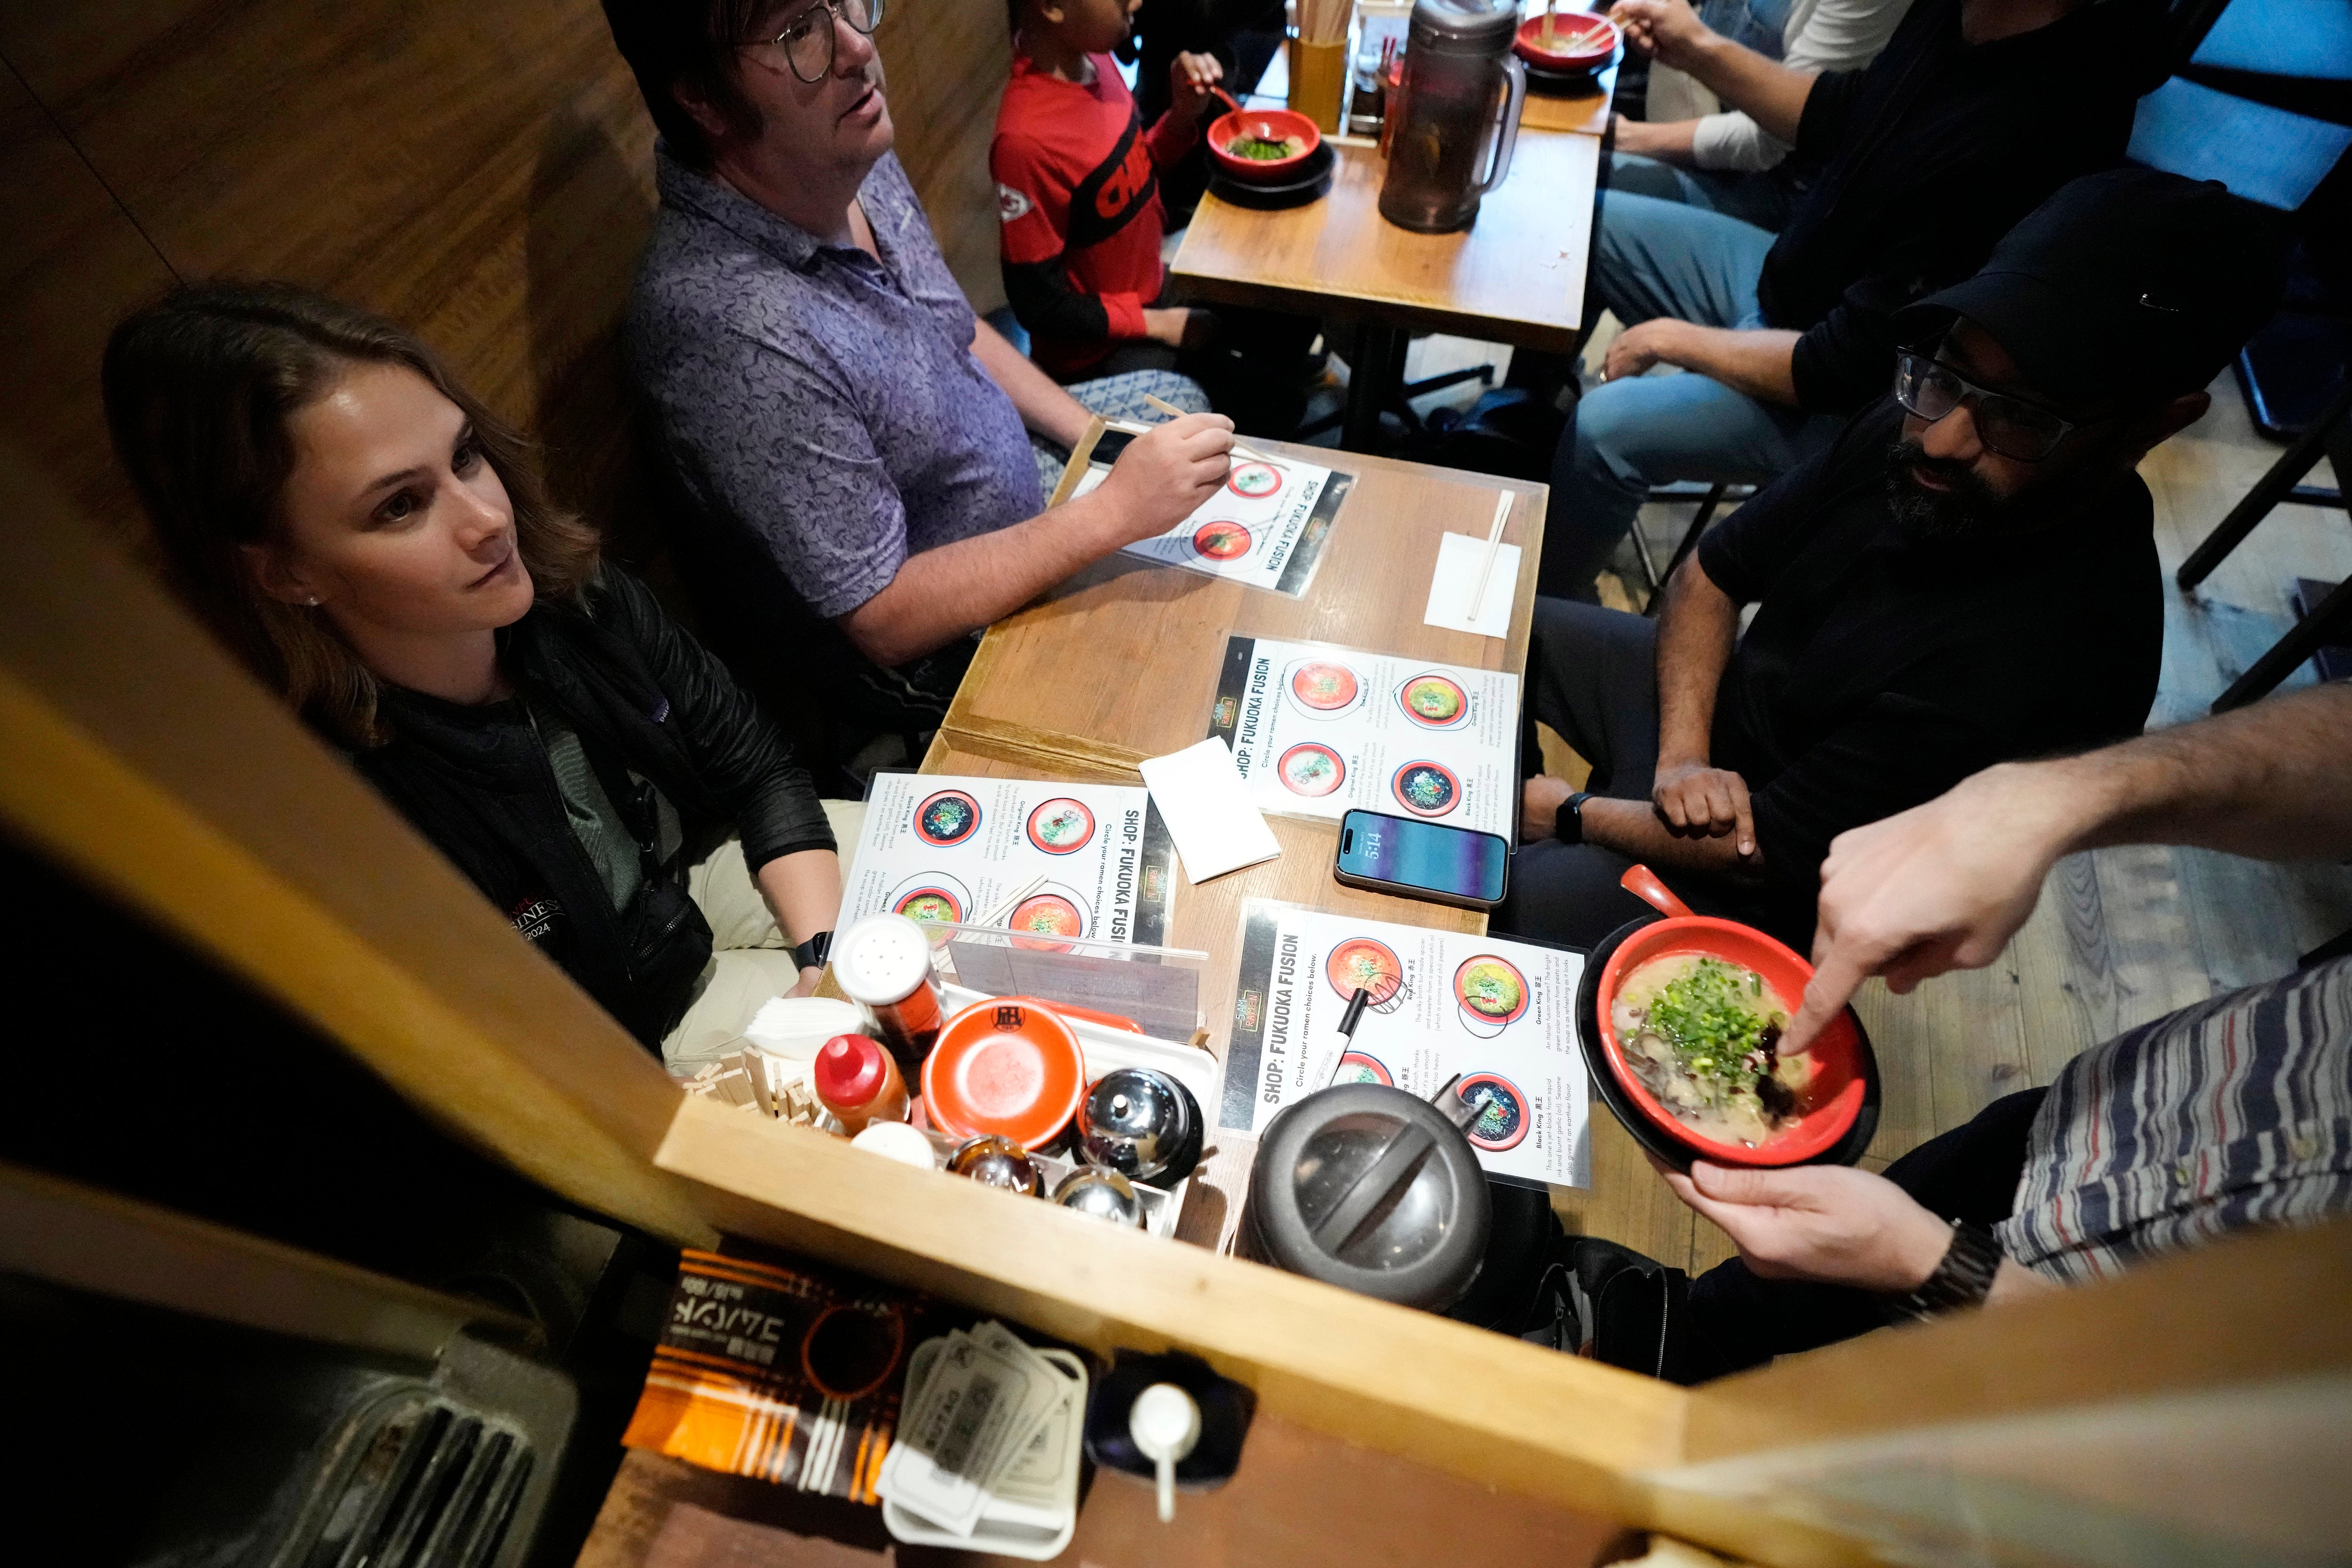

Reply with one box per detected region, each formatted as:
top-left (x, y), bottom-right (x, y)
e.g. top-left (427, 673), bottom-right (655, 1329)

top-left (1587, 865), bottom-right (1876, 1168)
top-left (1207, 106), bottom-right (1321, 181)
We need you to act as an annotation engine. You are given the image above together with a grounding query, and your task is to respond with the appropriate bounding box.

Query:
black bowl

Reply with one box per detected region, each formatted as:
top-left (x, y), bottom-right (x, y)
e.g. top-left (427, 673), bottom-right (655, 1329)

top-left (1524, 47), bottom-right (1620, 96)
top-left (1573, 914), bottom-right (1881, 1172)
top-left (1207, 140), bottom-right (1336, 210)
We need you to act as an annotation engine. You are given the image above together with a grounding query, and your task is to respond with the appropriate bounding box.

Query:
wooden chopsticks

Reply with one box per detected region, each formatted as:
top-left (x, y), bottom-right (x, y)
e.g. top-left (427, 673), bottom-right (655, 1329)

top-left (1139, 391), bottom-right (1281, 466)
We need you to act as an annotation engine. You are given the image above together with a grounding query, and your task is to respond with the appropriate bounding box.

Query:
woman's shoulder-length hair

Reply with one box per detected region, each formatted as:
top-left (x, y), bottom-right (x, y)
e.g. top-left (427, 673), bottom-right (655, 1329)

top-left (102, 280), bottom-right (602, 746)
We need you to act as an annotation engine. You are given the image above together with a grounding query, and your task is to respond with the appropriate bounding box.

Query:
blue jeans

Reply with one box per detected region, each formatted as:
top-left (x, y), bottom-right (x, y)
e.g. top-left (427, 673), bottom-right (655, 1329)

top-left (1607, 152), bottom-right (1795, 232)
top-left (1541, 193), bottom-right (1840, 598)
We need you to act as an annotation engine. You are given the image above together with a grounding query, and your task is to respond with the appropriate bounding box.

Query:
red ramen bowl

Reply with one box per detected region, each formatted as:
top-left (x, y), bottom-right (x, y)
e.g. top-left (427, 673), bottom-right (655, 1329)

top-left (1207, 106), bottom-right (1322, 182)
top-left (1592, 866), bottom-right (1870, 1167)
top-left (1513, 12), bottom-right (1619, 72)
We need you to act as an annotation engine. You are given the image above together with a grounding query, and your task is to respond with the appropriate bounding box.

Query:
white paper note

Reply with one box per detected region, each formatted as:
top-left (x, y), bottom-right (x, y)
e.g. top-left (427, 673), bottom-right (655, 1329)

top-left (1138, 738), bottom-right (1283, 883)
top-left (1422, 530), bottom-right (1522, 638)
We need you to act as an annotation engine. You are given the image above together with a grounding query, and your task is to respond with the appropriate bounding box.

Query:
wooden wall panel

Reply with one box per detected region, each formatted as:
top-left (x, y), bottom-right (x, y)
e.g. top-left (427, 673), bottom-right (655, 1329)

top-left (0, 0), bottom-right (1012, 561)
top-left (0, 55), bottom-right (177, 545)
top-left (0, 0), bottom-right (664, 558)
top-left (873, 0), bottom-right (1015, 315)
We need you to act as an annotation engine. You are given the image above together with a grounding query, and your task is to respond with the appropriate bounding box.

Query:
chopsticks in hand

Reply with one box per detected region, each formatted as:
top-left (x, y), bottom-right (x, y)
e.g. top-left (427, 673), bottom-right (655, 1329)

top-left (1139, 391), bottom-right (1280, 467)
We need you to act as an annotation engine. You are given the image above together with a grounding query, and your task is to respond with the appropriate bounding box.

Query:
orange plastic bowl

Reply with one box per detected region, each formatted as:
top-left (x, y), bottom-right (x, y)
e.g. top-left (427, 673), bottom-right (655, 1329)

top-left (1513, 12), bottom-right (1619, 71)
top-left (1208, 107), bottom-right (1322, 181)
top-left (922, 995), bottom-right (1087, 1150)
top-left (1594, 915), bottom-right (1868, 1167)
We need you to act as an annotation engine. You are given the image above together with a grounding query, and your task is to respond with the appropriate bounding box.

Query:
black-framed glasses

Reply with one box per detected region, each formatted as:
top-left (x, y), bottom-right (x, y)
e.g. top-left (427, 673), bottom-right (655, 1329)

top-left (743, 0), bottom-right (884, 84)
top-left (1892, 350), bottom-right (2078, 462)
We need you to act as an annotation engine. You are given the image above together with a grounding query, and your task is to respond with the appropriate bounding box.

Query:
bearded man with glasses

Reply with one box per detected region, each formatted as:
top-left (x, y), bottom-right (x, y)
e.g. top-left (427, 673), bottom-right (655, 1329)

top-left (602, 0), bottom-right (1235, 786)
top-left (1499, 170), bottom-right (2287, 955)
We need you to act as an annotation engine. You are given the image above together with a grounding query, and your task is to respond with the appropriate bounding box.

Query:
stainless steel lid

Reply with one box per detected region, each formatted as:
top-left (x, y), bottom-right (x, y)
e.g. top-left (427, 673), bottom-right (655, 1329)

top-left (1052, 1166), bottom-right (1146, 1227)
top-left (1242, 1083), bottom-right (1491, 1310)
top-left (1079, 1067), bottom-right (1198, 1182)
top-left (1408, 0), bottom-right (1519, 53)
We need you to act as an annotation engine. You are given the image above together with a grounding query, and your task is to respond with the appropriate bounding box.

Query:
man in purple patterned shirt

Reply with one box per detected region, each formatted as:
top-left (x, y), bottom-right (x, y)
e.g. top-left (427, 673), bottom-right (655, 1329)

top-left (605, 0), bottom-right (1233, 777)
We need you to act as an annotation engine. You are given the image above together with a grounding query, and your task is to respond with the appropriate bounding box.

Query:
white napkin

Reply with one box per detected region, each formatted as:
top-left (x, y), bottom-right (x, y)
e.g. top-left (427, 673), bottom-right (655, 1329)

top-left (1422, 530), bottom-right (1521, 638)
top-left (1138, 738), bottom-right (1283, 883)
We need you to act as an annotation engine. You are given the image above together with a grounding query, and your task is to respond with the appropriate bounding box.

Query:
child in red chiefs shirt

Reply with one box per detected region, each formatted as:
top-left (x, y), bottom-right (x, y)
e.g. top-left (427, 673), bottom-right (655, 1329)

top-left (993, 0), bottom-right (1224, 381)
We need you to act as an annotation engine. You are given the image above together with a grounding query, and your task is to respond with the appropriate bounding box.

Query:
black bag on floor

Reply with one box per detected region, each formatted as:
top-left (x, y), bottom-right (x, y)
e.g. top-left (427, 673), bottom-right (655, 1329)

top-left (1518, 1236), bottom-right (1700, 1384)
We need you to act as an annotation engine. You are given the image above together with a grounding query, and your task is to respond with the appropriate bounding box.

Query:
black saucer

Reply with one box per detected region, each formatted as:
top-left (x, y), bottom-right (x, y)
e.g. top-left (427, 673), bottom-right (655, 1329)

top-left (1208, 141), bottom-right (1337, 210)
top-left (1573, 915), bottom-right (1881, 1172)
top-left (1522, 46), bottom-right (1619, 96)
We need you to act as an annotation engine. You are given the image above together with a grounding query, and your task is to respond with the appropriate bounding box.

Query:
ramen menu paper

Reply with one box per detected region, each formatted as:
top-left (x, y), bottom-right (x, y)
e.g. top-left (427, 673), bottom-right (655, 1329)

top-left (1206, 636), bottom-right (1521, 838)
top-left (844, 773), bottom-right (1177, 948)
top-left (1220, 902), bottom-right (1590, 1189)
top-left (1064, 453), bottom-right (1351, 596)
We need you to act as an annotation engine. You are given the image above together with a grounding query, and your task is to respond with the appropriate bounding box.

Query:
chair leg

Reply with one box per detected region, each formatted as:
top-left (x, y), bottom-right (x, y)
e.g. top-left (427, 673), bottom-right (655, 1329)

top-left (1400, 364), bottom-right (1495, 401)
top-left (2213, 574), bottom-right (2352, 712)
top-left (1630, 519), bottom-right (1663, 598)
top-left (2178, 379), bottom-right (2352, 590)
top-left (1644, 484), bottom-right (1732, 617)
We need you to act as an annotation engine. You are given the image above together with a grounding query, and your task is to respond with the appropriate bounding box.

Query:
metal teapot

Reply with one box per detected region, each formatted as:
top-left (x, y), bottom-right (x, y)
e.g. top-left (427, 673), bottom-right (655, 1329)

top-left (1378, 0), bottom-right (1528, 233)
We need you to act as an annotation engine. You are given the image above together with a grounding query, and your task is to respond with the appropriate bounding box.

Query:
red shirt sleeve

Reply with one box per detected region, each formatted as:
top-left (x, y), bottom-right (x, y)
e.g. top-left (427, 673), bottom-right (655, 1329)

top-left (1144, 105), bottom-right (1201, 173)
top-left (989, 130), bottom-right (1071, 269)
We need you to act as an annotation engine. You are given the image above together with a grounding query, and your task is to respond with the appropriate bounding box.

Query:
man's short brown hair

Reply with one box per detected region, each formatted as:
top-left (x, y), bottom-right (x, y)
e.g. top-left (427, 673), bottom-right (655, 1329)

top-left (600, 0), bottom-right (780, 170)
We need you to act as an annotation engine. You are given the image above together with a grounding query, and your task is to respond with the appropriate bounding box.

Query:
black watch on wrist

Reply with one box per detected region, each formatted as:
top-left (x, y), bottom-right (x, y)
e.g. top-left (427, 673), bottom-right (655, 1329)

top-left (791, 930), bottom-right (833, 973)
top-left (1555, 791), bottom-right (1593, 846)
top-left (1886, 1218), bottom-right (2003, 1322)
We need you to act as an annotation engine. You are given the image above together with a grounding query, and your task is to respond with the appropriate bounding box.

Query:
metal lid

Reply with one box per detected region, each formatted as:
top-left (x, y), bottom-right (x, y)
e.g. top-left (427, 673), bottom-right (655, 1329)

top-left (1079, 1068), bottom-right (1197, 1181)
top-left (1408, 0), bottom-right (1519, 52)
top-left (1052, 1165), bottom-right (1146, 1227)
top-left (1244, 1083), bottom-right (1491, 1310)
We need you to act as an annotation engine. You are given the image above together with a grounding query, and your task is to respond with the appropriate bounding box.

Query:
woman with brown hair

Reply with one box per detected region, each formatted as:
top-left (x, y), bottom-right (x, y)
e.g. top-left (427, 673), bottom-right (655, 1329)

top-left (103, 281), bottom-right (844, 1066)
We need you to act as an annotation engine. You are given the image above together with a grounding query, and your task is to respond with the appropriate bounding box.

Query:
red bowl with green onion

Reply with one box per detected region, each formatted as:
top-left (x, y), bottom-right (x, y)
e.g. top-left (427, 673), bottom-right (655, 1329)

top-left (1208, 107), bottom-right (1321, 182)
top-left (1592, 866), bottom-right (1871, 1167)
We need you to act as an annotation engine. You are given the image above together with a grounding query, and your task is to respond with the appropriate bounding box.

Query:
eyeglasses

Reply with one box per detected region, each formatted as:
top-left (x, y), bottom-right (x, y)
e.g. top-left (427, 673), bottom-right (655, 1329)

top-left (1892, 350), bottom-right (2078, 462)
top-left (743, 0), bottom-right (884, 84)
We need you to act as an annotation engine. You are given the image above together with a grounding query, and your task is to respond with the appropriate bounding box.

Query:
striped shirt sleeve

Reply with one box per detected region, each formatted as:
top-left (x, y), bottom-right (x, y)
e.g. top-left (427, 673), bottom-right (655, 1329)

top-left (1999, 957), bottom-right (2352, 1285)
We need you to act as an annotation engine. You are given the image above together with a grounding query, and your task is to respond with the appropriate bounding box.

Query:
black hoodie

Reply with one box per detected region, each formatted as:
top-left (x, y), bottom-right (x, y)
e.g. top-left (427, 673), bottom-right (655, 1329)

top-left (343, 567), bottom-right (835, 1050)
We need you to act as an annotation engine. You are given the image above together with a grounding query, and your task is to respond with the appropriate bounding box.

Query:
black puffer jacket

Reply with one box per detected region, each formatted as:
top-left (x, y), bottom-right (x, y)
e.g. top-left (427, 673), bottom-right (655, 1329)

top-left (343, 567), bottom-right (834, 1050)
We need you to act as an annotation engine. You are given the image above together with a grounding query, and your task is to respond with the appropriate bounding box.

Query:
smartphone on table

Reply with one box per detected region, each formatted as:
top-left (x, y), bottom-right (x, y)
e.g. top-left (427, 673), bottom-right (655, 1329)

top-left (1333, 808), bottom-right (1510, 911)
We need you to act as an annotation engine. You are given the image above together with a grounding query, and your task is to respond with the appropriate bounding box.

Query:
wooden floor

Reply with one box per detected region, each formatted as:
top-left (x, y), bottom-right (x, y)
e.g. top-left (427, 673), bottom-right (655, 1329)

top-left (1354, 332), bottom-right (2352, 1274)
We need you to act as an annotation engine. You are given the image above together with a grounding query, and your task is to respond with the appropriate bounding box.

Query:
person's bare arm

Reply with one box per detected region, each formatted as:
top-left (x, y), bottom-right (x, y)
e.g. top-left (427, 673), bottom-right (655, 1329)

top-left (971, 316), bottom-right (1094, 449)
top-left (1604, 321), bottom-right (1804, 404)
top-left (1609, 0), bottom-right (1818, 142)
top-left (1547, 556), bottom-right (1757, 876)
top-left (1611, 114), bottom-right (1701, 165)
top-left (1645, 553), bottom-right (1761, 853)
top-left (1785, 684), bottom-right (2352, 1050)
top-left (836, 413), bottom-right (1234, 667)
top-left (1580, 795), bottom-right (1763, 874)
top-left (756, 847), bottom-right (843, 997)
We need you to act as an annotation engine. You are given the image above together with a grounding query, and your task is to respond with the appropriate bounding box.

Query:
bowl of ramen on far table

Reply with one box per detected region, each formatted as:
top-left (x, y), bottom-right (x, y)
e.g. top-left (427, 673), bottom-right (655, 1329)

top-left (1208, 106), bottom-right (1322, 181)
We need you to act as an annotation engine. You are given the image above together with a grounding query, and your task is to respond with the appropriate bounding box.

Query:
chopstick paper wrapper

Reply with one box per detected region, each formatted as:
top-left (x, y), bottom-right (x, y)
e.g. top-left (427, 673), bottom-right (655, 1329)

top-left (1139, 738), bottom-right (1282, 882)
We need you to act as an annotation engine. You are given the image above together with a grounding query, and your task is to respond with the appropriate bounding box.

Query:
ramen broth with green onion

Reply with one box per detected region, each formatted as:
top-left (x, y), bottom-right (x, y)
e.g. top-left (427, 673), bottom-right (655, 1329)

top-left (1228, 132), bottom-right (1306, 160)
top-left (1610, 954), bottom-right (1812, 1147)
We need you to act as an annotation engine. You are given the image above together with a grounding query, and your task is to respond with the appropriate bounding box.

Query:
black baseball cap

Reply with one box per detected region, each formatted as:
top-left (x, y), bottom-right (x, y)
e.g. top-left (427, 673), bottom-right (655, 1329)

top-left (1894, 167), bottom-right (2288, 412)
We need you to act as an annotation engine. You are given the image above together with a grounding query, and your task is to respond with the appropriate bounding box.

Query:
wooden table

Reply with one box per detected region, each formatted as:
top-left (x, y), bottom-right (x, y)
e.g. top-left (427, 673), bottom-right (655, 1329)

top-left (1521, 61), bottom-right (1619, 136)
top-left (1170, 129), bottom-right (1601, 450)
top-left (928, 440), bottom-right (1546, 1246)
